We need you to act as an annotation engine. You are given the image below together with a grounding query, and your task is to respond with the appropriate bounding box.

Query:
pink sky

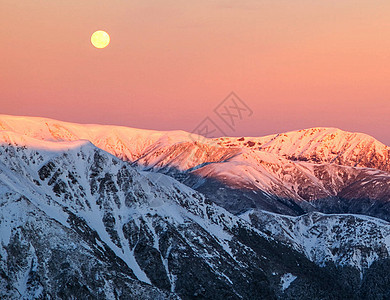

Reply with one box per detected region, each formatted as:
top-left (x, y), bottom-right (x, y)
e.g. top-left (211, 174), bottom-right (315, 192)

top-left (1, 0), bottom-right (389, 144)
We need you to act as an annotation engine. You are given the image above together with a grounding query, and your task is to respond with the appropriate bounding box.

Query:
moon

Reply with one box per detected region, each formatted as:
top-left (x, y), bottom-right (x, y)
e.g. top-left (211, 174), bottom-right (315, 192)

top-left (91, 30), bottom-right (110, 49)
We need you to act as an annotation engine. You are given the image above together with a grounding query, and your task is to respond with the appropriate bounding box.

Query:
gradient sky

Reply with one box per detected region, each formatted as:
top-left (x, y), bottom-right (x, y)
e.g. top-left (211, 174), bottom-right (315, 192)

top-left (1, 0), bottom-right (389, 144)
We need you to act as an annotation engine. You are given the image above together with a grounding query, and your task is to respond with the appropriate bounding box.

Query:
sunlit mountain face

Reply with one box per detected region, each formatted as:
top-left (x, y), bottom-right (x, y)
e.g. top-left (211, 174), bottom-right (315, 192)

top-left (1, 115), bottom-right (390, 299)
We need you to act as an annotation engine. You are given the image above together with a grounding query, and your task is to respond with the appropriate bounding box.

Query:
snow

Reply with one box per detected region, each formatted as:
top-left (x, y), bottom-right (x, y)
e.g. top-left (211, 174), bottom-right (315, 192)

top-left (280, 273), bottom-right (297, 291)
top-left (0, 129), bottom-right (263, 288)
top-left (1, 114), bottom-right (390, 286)
top-left (0, 114), bottom-right (204, 163)
top-left (0, 114), bottom-right (389, 205)
top-left (214, 127), bottom-right (389, 173)
top-left (248, 210), bottom-right (390, 273)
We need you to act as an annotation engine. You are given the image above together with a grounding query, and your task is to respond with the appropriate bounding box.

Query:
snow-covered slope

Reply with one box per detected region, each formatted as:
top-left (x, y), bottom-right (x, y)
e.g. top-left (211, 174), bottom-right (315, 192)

top-left (1, 130), bottom-right (355, 299)
top-left (2, 115), bottom-right (390, 298)
top-left (243, 210), bottom-right (390, 274)
top-left (1, 115), bottom-right (388, 172)
top-left (214, 127), bottom-right (390, 172)
top-left (0, 184), bottom-right (174, 300)
top-left (0, 115), bottom-right (389, 219)
top-left (0, 114), bottom-right (196, 162)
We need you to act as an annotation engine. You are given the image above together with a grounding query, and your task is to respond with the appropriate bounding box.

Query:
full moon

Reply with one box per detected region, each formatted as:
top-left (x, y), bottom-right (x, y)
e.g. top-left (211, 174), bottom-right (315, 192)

top-left (91, 30), bottom-right (110, 49)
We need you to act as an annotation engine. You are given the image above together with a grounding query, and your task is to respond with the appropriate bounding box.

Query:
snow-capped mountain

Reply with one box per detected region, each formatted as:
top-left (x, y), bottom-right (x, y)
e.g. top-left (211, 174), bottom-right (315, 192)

top-left (2, 115), bottom-right (388, 172)
top-left (1, 115), bottom-right (390, 299)
top-left (213, 127), bottom-right (390, 172)
top-left (0, 130), bottom-right (355, 299)
top-left (0, 115), bottom-right (195, 162)
top-left (0, 116), bottom-right (388, 213)
top-left (1, 114), bottom-right (389, 224)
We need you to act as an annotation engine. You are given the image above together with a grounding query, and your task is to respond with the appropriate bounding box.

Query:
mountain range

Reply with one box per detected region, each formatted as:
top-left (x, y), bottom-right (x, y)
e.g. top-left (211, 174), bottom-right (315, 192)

top-left (0, 115), bottom-right (390, 299)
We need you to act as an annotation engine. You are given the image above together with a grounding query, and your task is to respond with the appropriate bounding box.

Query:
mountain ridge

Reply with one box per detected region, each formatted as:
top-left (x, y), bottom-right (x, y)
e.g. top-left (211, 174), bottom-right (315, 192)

top-left (1, 115), bottom-right (390, 298)
top-left (0, 129), bottom-right (356, 299)
top-left (0, 114), bottom-right (388, 163)
top-left (1, 114), bottom-right (389, 220)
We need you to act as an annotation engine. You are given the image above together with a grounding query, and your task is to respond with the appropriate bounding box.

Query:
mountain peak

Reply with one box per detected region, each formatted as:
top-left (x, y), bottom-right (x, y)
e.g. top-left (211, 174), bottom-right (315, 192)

top-left (0, 114), bottom-right (388, 173)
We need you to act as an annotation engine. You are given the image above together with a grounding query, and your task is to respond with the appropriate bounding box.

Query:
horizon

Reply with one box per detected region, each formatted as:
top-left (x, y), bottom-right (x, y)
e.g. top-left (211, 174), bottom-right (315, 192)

top-left (1, 1), bottom-right (389, 145)
top-left (0, 113), bottom-right (388, 147)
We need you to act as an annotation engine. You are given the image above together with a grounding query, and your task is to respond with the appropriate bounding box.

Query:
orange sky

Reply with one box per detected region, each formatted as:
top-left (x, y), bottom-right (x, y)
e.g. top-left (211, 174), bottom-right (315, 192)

top-left (1, 0), bottom-right (389, 144)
